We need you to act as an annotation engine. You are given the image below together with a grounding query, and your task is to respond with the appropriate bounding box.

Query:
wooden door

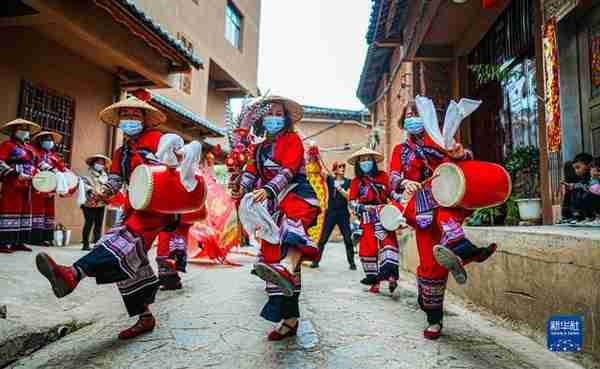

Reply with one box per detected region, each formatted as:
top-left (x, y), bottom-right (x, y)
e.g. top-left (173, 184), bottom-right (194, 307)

top-left (469, 81), bottom-right (505, 163)
top-left (579, 5), bottom-right (600, 156)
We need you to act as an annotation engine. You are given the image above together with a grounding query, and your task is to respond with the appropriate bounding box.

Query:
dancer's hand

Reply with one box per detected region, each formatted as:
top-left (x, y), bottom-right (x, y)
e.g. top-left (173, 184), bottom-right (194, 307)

top-left (402, 180), bottom-right (421, 194)
top-left (252, 189), bottom-right (268, 203)
top-left (448, 142), bottom-right (465, 159)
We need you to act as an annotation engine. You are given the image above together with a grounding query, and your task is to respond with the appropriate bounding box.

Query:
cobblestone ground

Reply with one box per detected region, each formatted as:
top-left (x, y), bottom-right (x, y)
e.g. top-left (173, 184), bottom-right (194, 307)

top-left (7, 243), bottom-right (584, 369)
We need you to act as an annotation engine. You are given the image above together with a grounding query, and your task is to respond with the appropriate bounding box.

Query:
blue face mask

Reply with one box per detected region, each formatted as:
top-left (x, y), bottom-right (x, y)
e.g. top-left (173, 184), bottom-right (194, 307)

top-left (359, 160), bottom-right (374, 174)
top-left (404, 117), bottom-right (424, 135)
top-left (119, 119), bottom-right (144, 136)
top-left (41, 141), bottom-right (54, 150)
top-left (263, 116), bottom-right (286, 135)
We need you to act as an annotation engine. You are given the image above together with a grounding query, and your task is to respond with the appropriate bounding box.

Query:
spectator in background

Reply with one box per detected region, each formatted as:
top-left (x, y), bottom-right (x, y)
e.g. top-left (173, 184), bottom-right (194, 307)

top-left (312, 161), bottom-right (356, 270)
top-left (561, 153), bottom-right (594, 223)
top-left (80, 154), bottom-right (110, 250)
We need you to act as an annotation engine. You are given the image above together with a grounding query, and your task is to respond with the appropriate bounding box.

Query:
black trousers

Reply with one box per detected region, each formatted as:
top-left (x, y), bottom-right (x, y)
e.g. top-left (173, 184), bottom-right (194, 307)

top-left (317, 210), bottom-right (355, 266)
top-left (562, 189), bottom-right (600, 219)
top-left (81, 206), bottom-right (105, 246)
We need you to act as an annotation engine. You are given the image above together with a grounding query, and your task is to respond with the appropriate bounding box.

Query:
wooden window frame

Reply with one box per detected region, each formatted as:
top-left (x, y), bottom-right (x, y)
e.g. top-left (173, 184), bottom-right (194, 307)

top-left (17, 80), bottom-right (76, 165)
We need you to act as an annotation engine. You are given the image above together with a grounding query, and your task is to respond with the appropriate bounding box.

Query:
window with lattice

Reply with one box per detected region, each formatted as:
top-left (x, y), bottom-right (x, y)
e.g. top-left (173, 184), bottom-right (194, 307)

top-left (18, 80), bottom-right (75, 164)
top-left (177, 32), bottom-right (194, 94)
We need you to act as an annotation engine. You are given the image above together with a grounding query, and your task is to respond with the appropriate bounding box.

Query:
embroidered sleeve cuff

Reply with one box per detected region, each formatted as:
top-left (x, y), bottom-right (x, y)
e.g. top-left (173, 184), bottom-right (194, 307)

top-left (460, 149), bottom-right (473, 160)
top-left (390, 191), bottom-right (403, 202)
top-left (105, 174), bottom-right (123, 196)
top-left (390, 171), bottom-right (404, 191)
top-left (240, 172), bottom-right (257, 192)
top-left (264, 168), bottom-right (294, 198)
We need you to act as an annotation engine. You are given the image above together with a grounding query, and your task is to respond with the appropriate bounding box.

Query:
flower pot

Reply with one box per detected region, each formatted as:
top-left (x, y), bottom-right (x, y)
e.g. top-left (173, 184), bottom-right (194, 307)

top-left (515, 198), bottom-right (542, 221)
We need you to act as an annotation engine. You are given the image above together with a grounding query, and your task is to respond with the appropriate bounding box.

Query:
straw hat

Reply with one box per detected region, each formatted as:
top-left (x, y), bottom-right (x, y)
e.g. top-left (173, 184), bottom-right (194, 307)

top-left (32, 131), bottom-right (63, 144)
top-left (251, 95), bottom-right (304, 123)
top-left (85, 154), bottom-right (112, 167)
top-left (1, 118), bottom-right (41, 135)
top-left (347, 147), bottom-right (384, 165)
top-left (99, 97), bottom-right (166, 127)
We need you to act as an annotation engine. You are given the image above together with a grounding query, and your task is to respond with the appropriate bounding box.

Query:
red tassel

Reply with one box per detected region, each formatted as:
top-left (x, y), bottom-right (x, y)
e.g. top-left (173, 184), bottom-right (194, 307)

top-left (482, 0), bottom-right (498, 9)
top-left (131, 89), bottom-right (152, 102)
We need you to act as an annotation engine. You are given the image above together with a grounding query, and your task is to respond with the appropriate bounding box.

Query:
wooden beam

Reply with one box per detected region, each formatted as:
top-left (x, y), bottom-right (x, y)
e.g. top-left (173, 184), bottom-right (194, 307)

top-left (453, 0), bottom-right (511, 56)
top-left (0, 14), bottom-right (52, 27)
top-left (23, 0), bottom-right (172, 88)
top-left (405, 0), bottom-right (444, 60)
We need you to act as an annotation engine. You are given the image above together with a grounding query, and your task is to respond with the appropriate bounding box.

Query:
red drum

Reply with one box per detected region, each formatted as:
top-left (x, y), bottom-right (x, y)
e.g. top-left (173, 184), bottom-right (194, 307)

top-left (129, 165), bottom-right (206, 214)
top-left (431, 161), bottom-right (511, 209)
top-left (180, 206), bottom-right (207, 224)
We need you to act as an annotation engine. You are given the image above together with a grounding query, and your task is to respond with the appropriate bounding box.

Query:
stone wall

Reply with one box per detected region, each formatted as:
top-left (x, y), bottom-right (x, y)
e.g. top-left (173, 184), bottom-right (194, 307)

top-left (399, 226), bottom-right (600, 359)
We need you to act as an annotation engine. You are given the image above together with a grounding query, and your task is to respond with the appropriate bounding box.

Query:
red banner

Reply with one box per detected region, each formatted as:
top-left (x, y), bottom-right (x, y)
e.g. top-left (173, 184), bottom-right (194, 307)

top-left (188, 166), bottom-right (240, 264)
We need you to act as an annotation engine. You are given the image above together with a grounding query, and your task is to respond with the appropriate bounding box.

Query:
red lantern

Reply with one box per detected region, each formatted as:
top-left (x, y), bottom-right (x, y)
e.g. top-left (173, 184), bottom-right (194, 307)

top-left (482, 0), bottom-right (499, 9)
top-left (213, 144), bottom-right (222, 157)
top-left (131, 89), bottom-right (152, 102)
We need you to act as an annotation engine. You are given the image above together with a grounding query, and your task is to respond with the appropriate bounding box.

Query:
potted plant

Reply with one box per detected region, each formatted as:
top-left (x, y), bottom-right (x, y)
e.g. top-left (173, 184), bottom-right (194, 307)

top-left (504, 146), bottom-right (542, 222)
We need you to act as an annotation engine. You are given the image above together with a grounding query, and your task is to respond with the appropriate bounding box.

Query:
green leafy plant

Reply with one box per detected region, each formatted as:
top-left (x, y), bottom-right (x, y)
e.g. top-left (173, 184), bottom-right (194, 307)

top-left (504, 146), bottom-right (540, 198)
top-left (467, 207), bottom-right (498, 226)
top-left (468, 63), bottom-right (520, 84)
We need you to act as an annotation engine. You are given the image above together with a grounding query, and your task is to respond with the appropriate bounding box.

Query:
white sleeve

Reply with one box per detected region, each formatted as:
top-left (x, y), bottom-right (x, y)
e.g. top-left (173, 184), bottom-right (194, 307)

top-left (179, 140), bottom-right (202, 192)
top-left (156, 133), bottom-right (185, 166)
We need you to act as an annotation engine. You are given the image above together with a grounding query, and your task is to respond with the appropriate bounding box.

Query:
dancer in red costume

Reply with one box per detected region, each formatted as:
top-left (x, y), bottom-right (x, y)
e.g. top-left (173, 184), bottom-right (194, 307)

top-left (236, 96), bottom-right (320, 341)
top-left (347, 147), bottom-right (399, 295)
top-left (0, 119), bottom-right (40, 253)
top-left (389, 97), bottom-right (496, 340)
top-left (36, 97), bottom-right (202, 340)
top-left (30, 131), bottom-right (66, 246)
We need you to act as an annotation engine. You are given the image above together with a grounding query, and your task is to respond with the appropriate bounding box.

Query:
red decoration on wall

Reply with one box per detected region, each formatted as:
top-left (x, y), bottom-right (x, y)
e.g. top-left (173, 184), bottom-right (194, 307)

top-left (482, 0), bottom-right (500, 9)
top-left (543, 18), bottom-right (561, 153)
top-left (591, 36), bottom-right (600, 87)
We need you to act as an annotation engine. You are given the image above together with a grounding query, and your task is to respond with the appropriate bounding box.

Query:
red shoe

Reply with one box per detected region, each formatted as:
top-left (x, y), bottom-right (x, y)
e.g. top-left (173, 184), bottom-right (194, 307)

top-left (474, 243), bottom-right (497, 263)
top-left (268, 321), bottom-right (298, 341)
top-left (160, 281), bottom-right (183, 291)
top-left (433, 245), bottom-right (467, 285)
top-left (389, 278), bottom-right (398, 294)
top-left (118, 315), bottom-right (156, 340)
top-left (12, 244), bottom-right (32, 252)
top-left (0, 245), bottom-right (14, 254)
top-left (369, 284), bottom-right (380, 294)
top-left (253, 262), bottom-right (297, 297)
top-left (35, 252), bottom-right (79, 298)
top-left (423, 323), bottom-right (443, 340)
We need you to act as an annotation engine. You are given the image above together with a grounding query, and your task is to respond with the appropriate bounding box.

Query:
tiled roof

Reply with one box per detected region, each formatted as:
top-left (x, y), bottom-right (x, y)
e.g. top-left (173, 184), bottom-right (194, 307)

top-left (303, 105), bottom-right (370, 123)
top-left (113, 0), bottom-right (203, 69)
top-left (357, 0), bottom-right (409, 106)
top-left (149, 92), bottom-right (225, 137)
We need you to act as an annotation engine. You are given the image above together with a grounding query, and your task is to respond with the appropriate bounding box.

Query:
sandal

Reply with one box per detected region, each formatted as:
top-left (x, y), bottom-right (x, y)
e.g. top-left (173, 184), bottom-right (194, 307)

top-left (368, 284), bottom-right (380, 294)
top-left (388, 278), bottom-right (398, 294)
top-left (253, 262), bottom-right (296, 297)
top-left (118, 314), bottom-right (156, 340)
top-left (433, 245), bottom-right (467, 285)
top-left (423, 323), bottom-right (443, 340)
top-left (268, 321), bottom-right (298, 341)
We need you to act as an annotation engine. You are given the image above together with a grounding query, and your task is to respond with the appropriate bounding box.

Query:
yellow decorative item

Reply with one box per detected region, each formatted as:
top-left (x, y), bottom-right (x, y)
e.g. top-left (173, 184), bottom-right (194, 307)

top-left (305, 144), bottom-right (328, 245)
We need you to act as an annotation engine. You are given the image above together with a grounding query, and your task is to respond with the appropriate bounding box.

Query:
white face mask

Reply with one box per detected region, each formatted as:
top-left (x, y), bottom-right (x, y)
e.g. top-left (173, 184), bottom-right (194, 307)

top-left (93, 163), bottom-right (105, 172)
top-left (41, 141), bottom-right (55, 150)
top-left (15, 130), bottom-right (30, 142)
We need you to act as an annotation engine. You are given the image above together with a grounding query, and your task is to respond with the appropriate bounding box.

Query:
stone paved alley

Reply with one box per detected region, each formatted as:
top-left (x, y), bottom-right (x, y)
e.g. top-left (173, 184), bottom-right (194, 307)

top-left (0, 243), bottom-right (589, 369)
